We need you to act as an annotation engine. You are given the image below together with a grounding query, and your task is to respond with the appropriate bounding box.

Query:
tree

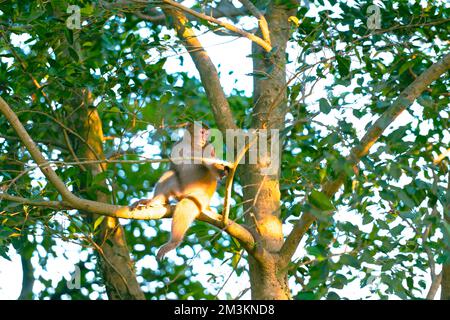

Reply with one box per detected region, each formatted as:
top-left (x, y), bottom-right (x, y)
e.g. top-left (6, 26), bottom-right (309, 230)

top-left (0, 0), bottom-right (449, 300)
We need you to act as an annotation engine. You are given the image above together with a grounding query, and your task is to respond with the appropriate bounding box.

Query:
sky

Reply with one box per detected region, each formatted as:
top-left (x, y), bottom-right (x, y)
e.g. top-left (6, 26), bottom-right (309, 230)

top-left (0, 0), bottom-right (447, 300)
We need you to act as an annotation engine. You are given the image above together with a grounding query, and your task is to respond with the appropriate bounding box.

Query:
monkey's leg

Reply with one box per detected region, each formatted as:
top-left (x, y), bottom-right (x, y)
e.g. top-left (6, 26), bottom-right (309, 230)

top-left (156, 198), bottom-right (200, 260)
top-left (151, 170), bottom-right (180, 204)
top-left (130, 170), bottom-right (179, 209)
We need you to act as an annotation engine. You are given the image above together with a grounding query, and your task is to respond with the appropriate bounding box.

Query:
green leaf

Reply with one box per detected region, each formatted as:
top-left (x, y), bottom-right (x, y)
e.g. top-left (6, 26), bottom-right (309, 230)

top-left (340, 254), bottom-right (360, 268)
top-left (92, 171), bottom-right (109, 185)
top-left (406, 277), bottom-right (414, 290)
top-left (336, 56), bottom-right (351, 77)
top-left (93, 216), bottom-right (105, 231)
top-left (319, 98), bottom-right (332, 114)
top-left (398, 190), bottom-right (415, 208)
top-left (362, 214), bottom-right (374, 225)
top-left (231, 236), bottom-right (241, 250)
top-left (331, 274), bottom-right (347, 289)
top-left (418, 280), bottom-right (426, 289)
top-left (391, 224), bottom-right (405, 236)
top-left (326, 291), bottom-right (340, 300)
top-left (309, 190), bottom-right (335, 211)
top-left (398, 61), bottom-right (412, 75)
top-left (80, 4), bottom-right (94, 15)
top-left (306, 245), bottom-right (324, 257)
top-left (296, 291), bottom-right (316, 300)
top-left (231, 252), bottom-right (241, 269)
top-left (0, 246), bottom-right (11, 261)
top-left (68, 47), bottom-right (79, 61)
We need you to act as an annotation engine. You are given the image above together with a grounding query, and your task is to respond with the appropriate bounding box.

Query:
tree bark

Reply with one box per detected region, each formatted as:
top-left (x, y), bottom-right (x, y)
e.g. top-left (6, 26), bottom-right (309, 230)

top-left (441, 172), bottom-right (450, 300)
top-left (426, 272), bottom-right (442, 300)
top-left (441, 265), bottom-right (450, 300)
top-left (248, 255), bottom-right (290, 299)
top-left (73, 102), bottom-right (145, 300)
top-left (242, 3), bottom-right (296, 300)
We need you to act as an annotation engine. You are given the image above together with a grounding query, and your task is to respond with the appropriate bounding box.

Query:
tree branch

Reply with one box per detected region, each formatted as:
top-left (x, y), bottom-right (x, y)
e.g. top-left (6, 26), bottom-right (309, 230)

top-left (426, 272), bottom-right (442, 300)
top-left (223, 136), bottom-right (258, 225)
top-left (0, 96), bottom-right (254, 251)
top-left (279, 52), bottom-right (450, 266)
top-left (102, 0), bottom-right (249, 26)
top-left (434, 147), bottom-right (450, 165)
top-left (5, 157), bottom-right (233, 171)
top-left (18, 255), bottom-right (34, 300)
top-left (0, 31), bottom-right (82, 166)
top-left (206, 1), bottom-right (249, 21)
top-left (0, 134), bottom-right (67, 150)
top-left (159, 0), bottom-right (272, 52)
top-left (440, 168), bottom-right (450, 299)
top-left (238, 0), bottom-right (271, 46)
top-left (0, 193), bottom-right (71, 209)
top-left (162, 7), bottom-right (237, 133)
top-left (134, 10), bottom-right (165, 23)
top-left (0, 192), bottom-right (255, 252)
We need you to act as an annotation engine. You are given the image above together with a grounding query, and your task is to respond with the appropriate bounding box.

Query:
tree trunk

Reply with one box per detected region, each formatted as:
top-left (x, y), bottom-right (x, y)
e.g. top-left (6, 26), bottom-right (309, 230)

top-left (440, 265), bottom-right (449, 300)
top-left (248, 255), bottom-right (290, 299)
top-left (242, 3), bottom-right (296, 300)
top-left (73, 96), bottom-right (145, 300)
top-left (441, 172), bottom-right (450, 300)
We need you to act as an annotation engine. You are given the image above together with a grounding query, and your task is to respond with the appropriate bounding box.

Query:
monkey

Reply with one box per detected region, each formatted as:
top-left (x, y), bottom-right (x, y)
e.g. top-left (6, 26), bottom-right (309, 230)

top-left (130, 122), bottom-right (228, 260)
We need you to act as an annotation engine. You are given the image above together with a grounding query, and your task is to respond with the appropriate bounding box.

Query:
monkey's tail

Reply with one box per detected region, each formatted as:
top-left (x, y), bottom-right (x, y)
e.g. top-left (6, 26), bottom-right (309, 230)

top-left (156, 242), bottom-right (179, 261)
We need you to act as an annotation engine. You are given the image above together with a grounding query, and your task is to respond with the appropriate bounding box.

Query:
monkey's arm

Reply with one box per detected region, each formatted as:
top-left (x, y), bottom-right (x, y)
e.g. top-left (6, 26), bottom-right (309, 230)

top-left (205, 144), bottom-right (232, 177)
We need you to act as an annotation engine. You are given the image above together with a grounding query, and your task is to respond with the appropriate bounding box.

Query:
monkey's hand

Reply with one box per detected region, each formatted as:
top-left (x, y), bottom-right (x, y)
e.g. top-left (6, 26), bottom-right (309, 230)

top-left (213, 163), bottom-right (231, 179)
top-left (129, 199), bottom-right (152, 210)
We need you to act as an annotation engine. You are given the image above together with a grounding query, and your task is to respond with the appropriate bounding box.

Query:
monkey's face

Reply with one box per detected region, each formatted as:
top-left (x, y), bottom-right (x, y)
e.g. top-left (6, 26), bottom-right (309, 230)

top-left (187, 124), bottom-right (209, 148)
top-left (198, 127), bottom-right (209, 147)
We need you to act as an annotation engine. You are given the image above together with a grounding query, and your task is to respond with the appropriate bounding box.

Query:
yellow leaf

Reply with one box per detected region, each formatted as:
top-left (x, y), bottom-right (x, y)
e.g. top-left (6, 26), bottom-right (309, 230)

top-left (94, 216), bottom-right (105, 231)
top-left (232, 251), bottom-right (241, 269)
top-left (288, 16), bottom-right (301, 27)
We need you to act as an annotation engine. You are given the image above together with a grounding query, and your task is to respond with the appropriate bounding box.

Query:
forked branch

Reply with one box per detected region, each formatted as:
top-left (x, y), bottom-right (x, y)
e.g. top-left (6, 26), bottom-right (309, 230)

top-left (159, 0), bottom-right (272, 52)
top-left (238, 0), bottom-right (271, 46)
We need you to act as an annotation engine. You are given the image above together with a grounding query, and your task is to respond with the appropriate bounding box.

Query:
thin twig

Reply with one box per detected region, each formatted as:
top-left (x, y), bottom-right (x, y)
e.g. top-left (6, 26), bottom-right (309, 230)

top-left (223, 135), bottom-right (259, 225)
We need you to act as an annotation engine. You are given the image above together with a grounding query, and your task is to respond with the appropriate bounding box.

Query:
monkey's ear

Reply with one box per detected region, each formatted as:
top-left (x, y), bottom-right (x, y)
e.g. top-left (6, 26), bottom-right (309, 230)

top-left (200, 122), bottom-right (210, 129)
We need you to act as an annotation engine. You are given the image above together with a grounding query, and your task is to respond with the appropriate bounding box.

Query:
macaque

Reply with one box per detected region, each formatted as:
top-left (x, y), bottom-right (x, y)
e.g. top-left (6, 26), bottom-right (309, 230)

top-left (130, 122), bottom-right (228, 260)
